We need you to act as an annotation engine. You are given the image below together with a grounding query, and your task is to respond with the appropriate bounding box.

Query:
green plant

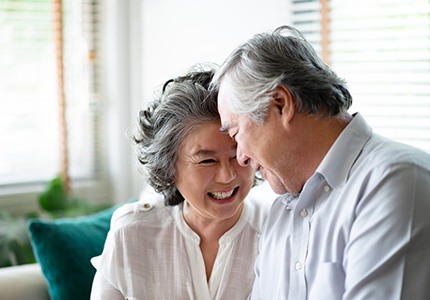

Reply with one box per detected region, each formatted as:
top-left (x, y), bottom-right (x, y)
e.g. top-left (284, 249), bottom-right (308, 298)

top-left (0, 176), bottom-right (111, 267)
top-left (38, 176), bottom-right (111, 218)
top-left (0, 210), bottom-right (36, 267)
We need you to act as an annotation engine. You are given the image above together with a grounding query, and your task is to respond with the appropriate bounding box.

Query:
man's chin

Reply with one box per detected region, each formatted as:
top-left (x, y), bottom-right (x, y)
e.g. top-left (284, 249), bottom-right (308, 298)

top-left (266, 178), bottom-right (288, 195)
top-left (268, 184), bottom-right (287, 195)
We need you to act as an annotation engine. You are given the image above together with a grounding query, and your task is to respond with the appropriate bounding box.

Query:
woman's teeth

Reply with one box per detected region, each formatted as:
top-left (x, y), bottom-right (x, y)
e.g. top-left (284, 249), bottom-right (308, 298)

top-left (209, 189), bottom-right (235, 200)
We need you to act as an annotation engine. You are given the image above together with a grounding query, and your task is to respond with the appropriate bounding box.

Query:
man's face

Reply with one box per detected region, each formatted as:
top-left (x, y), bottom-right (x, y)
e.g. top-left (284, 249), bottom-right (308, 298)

top-left (217, 81), bottom-right (289, 195)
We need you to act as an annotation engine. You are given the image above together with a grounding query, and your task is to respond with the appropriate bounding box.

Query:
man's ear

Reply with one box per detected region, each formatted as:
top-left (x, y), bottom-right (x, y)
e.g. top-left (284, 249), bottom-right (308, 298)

top-left (272, 85), bottom-right (295, 123)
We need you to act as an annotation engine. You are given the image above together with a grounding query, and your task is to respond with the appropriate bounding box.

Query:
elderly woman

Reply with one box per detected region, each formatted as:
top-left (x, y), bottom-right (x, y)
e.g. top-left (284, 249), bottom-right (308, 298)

top-left (90, 66), bottom-right (270, 299)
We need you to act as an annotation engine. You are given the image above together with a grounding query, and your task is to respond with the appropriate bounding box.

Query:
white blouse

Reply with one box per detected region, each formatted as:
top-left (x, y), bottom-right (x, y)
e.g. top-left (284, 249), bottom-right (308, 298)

top-left (90, 193), bottom-right (270, 300)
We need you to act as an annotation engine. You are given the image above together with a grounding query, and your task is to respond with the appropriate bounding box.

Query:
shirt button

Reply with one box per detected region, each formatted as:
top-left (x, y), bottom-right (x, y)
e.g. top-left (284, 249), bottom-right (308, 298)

top-left (295, 262), bottom-right (302, 270)
top-left (324, 185), bottom-right (330, 192)
top-left (141, 203), bottom-right (152, 211)
top-left (300, 209), bottom-right (308, 218)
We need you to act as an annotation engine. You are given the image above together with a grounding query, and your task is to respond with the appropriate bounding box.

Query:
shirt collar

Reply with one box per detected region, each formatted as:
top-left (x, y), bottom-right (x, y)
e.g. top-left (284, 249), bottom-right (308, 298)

top-left (316, 113), bottom-right (373, 188)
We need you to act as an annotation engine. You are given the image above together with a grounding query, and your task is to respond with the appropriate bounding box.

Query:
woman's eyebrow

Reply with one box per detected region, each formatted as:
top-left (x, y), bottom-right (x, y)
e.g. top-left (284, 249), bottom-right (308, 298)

top-left (192, 149), bottom-right (217, 157)
top-left (192, 145), bottom-right (237, 157)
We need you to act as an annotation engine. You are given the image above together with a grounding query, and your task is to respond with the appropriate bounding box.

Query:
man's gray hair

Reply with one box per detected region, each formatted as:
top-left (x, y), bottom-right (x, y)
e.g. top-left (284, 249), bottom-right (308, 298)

top-left (211, 25), bottom-right (352, 122)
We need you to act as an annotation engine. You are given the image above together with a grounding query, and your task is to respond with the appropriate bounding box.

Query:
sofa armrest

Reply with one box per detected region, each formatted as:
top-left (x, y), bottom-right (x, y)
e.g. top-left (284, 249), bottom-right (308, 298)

top-left (0, 263), bottom-right (49, 300)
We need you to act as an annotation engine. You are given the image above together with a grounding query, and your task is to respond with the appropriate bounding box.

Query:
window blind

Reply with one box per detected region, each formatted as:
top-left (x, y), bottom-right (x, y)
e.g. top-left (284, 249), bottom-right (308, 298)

top-left (291, 0), bottom-right (323, 54)
top-left (292, 0), bottom-right (430, 153)
top-left (330, 0), bottom-right (430, 152)
top-left (0, 0), bottom-right (103, 186)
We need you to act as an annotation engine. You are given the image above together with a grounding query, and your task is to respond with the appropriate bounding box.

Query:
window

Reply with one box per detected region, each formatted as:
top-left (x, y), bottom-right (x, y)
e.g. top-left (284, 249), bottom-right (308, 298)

top-left (0, 0), bottom-right (104, 188)
top-left (292, 0), bottom-right (430, 152)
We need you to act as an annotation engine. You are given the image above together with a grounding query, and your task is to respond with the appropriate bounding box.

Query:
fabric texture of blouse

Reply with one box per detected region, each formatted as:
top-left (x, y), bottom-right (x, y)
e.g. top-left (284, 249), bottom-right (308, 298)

top-left (91, 192), bottom-right (270, 300)
top-left (250, 113), bottom-right (430, 300)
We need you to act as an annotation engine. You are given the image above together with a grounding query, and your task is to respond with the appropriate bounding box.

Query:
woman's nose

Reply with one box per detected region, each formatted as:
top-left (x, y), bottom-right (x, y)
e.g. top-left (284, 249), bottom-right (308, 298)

top-left (216, 161), bottom-right (236, 183)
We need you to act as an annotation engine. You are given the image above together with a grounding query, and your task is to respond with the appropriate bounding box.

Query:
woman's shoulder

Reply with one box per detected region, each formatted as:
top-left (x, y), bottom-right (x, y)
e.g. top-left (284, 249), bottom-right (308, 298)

top-left (246, 182), bottom-right (276, 210)
top-left (110, 195), bottom-right (174, 231)
top-left (243, 182), bottom-right (277, 231)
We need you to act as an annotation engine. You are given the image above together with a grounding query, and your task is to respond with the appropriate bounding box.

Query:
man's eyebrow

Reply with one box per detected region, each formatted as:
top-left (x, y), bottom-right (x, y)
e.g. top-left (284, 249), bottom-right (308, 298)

top-left (219, 124), bottom-right (230, 134)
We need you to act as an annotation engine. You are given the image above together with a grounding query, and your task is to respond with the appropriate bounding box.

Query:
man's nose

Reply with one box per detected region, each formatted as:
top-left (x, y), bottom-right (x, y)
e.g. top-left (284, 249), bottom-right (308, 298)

top-left (237, 147), bottom-right (250, 167)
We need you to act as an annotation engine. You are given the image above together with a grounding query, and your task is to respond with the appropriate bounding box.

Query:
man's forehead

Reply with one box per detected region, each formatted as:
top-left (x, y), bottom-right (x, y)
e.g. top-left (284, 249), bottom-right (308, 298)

top-left (217, 79), bottom-right (238, 132)
top-left (218, 104), bottom-right (235, 133)
top-left (217, 79), bottom-right (233, 106)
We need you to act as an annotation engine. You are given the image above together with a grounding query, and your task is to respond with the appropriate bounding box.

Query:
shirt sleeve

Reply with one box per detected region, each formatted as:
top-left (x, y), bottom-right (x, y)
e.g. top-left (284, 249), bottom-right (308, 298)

top-left (249, 251), bottom-right (262, 300)
top-left (90, 269), bottom-right (124, 300)
top-left (249, 198), bottom-right (275, 300)
top-left (344, 163), bottom-right (430, 299)
top-left (89, 204), bottom-right (137, 298)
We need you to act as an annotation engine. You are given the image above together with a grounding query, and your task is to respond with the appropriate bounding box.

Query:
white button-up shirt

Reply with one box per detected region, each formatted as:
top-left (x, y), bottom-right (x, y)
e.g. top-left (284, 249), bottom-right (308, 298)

top-left (250, 113), bottom-right (430, 300)
top-left (91, 192), bottom-right (270, 300)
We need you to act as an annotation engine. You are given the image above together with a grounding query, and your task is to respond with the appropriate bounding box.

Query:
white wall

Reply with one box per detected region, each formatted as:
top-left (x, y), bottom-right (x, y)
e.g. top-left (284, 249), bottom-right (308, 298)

top-left (140, 0), bottom-right (292, 105)
top-left (103, 0), bottom-right (146, 203)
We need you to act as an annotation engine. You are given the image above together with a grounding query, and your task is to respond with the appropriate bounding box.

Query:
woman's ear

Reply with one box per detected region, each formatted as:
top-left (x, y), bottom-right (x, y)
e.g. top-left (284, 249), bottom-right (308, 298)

top-left (271, 85), bottom-right (295, 123)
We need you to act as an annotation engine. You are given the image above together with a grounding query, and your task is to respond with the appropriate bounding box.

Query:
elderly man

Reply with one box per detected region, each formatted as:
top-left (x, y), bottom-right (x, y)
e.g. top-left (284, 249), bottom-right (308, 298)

top-left (211, 25), bottom-right (430, 299)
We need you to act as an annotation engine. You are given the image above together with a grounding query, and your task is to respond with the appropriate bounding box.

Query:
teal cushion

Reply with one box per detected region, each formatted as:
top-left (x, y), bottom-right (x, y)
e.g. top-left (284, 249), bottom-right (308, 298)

top-left (27, 201), bottom-right (134, 300)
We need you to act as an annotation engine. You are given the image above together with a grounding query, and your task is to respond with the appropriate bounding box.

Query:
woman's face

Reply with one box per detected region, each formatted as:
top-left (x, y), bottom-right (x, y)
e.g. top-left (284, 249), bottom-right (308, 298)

top-left (175, 121), bottom-right (254, 224)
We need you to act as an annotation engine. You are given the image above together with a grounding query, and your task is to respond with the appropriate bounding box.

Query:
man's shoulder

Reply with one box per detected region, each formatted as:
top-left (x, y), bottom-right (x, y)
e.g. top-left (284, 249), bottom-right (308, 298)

top-left (362, 134), bottom-right (430, 171)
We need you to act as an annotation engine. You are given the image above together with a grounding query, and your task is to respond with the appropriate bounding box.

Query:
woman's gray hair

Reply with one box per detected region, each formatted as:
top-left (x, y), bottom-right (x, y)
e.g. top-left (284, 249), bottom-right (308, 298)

top-left (133, 66), bottom-right (219, 206)
top-left (211, 25), bottom-right (352, 122)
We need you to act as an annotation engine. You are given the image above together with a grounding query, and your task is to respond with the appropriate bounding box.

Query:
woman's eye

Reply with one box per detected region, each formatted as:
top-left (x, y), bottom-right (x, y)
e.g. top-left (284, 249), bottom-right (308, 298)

top-left (231, 134), bottom-right (237, 142)
top-left (200, 159), bottom-right (216, 164)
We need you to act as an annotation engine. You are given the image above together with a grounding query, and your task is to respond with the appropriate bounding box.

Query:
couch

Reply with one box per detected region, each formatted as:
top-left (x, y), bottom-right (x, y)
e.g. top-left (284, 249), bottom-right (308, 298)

top-left (0, 263), bottom-right (49, 300)
top-left (0, 200), bottom-right (135, 300)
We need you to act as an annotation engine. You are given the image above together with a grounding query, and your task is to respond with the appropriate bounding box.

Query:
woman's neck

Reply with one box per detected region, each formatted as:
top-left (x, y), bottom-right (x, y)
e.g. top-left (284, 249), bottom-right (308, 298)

top-left (182, 202), bottom-right (244, 280)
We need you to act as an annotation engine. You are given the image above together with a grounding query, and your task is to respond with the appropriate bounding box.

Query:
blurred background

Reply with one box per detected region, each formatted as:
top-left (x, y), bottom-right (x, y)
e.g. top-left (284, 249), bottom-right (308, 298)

top-left (0, 0), bottom-right (429, 215)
